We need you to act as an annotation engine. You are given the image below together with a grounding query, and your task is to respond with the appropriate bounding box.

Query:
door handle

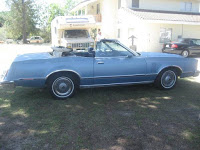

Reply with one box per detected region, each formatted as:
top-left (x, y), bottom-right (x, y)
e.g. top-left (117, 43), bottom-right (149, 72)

top-left (97, 62), bottom-right (104, 64)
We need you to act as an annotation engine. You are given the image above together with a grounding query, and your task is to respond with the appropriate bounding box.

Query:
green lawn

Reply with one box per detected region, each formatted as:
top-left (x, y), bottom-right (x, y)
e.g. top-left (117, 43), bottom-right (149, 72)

top-left (0, 79), bottom-right (200, 150)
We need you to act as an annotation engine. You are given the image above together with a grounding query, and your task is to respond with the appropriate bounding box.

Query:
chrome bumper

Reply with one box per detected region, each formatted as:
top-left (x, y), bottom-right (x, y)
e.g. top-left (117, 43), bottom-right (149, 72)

top-left (0, 81), bottom-right (15, 88)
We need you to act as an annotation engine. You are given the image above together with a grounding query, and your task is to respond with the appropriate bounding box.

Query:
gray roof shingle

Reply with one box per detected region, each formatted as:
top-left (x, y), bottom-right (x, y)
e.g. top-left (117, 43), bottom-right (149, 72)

top-left (122, 8), bottom-right (200, 23)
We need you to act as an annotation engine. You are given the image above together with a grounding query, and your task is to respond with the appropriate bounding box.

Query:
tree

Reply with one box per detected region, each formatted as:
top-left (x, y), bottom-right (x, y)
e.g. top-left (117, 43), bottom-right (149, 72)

top-left (38, 0), bottom-right (78, 43)
top-left (0, 12), bottom-right (9, 27)
top-left (5, 0), bottom-right (39, 42)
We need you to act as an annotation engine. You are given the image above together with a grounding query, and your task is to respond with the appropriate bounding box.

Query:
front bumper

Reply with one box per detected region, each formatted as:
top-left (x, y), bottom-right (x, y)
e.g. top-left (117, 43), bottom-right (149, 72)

top-left (193, 70), bottom-right (200, 77)
top-left (180, 70), bottom-right (200, 78)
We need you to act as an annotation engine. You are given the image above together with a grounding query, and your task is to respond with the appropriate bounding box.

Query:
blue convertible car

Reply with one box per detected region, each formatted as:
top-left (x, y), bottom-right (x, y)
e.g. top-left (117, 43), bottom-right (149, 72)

top-left (0, 39), bottom-right (199, 99)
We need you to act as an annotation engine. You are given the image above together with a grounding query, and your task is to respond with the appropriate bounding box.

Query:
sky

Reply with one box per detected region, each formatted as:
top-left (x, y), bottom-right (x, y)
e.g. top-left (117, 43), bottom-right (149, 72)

top-left (0, 0), bottom-right (67, 12)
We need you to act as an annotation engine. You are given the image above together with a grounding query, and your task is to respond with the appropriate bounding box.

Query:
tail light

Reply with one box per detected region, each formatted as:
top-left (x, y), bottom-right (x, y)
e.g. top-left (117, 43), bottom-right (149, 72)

top-left (171, 44), bottom-right (178, 48)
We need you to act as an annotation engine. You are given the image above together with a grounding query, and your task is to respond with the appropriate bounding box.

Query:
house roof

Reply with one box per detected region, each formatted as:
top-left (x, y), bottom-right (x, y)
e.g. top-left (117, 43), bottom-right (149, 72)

top-left (122, 8), bottom-right (200, 24)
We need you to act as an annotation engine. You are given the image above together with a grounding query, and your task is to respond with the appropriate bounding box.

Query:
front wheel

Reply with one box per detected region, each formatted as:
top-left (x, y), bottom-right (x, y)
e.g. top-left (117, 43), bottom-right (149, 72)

top-left (155, 69), bottom-right (178, 90)
top-left (48, 74), bottom-right (78, 100)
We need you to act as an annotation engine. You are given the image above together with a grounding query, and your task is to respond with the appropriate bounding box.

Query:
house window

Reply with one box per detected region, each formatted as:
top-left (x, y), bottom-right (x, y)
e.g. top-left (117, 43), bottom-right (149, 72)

top-left (78, 10), bottom-right (82, 15)
top-left (118, 29), bottom-right (121, 38)
top-left (97, 4), bottom-right (100, 14)
top-left (160, 28), bottom-right (172, 43)
top-left (132, 0), bottom-right (139, 8)
top-left (180, 2), bottom-right (192, 12)
top-left (82, 9), bottom-right (85, 15)
top-left (118, 0), bottom-right (121, 9)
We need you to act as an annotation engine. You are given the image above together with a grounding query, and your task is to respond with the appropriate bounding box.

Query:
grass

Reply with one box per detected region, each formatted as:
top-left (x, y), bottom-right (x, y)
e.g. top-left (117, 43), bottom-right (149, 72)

top-left (0, 78), bottom-right (200, 150)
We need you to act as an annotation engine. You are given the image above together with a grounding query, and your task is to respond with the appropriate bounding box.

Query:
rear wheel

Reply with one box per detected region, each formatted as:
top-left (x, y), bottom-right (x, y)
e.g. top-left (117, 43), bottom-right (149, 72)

top-left (155, 69), bottom-right (178, 90)
top-left (48, 73), bottom-right (78, 100)
top-left (181, 50), bottom-right (189, 58)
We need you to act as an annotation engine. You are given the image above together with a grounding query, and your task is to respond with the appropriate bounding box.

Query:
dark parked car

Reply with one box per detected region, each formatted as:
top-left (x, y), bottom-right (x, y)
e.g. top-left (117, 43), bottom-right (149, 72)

top-left (162, 38), bottom-right (200, 57)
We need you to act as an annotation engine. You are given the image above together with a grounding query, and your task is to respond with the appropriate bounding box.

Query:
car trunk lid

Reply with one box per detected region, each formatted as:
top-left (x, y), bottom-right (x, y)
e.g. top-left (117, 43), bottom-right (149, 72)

top-left (13, 52), bottom-right (53, 62)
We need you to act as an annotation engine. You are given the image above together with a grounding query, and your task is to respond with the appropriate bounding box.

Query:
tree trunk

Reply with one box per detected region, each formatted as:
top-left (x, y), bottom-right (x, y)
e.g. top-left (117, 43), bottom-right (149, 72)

top-left (22, 0), bottom-right (27, 44)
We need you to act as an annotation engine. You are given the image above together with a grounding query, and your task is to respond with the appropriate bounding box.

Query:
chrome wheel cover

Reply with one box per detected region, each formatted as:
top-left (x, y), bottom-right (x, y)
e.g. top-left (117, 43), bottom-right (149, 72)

top-left (182, 51), bottom-right (189, 57)
top-left (52, 77), bottom-right (74, 98)
top-left (161, 70), bottom-right (176, 89)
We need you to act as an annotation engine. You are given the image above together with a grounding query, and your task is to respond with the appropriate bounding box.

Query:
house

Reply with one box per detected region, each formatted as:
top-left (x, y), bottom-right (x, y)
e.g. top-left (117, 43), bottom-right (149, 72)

top-left (71, 0), bottom-right (200, 52)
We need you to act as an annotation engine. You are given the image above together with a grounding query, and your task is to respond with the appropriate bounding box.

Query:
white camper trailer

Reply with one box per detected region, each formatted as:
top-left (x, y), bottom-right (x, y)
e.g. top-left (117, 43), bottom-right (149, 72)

top-left (51, 15), bottom-right (96, 53)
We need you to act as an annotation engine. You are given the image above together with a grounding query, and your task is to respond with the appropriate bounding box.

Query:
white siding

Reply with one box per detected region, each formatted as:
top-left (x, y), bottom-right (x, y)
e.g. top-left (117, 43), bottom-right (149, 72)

top-left (125, 0), bottom-right (200, 13)
top-left (101, 0), bottom-right (118, 38)
top-left (136, 23), bottom-right (200, 52)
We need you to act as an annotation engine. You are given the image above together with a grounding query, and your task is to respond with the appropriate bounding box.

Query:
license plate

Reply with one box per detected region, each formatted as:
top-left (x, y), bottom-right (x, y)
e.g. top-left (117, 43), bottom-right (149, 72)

top-left (166, 45), bottom-right (170, 48)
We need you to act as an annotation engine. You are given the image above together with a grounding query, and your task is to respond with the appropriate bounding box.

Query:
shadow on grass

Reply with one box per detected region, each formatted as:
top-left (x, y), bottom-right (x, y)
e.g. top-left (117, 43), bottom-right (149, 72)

top-left (0, 79), bottom-right (200, 149)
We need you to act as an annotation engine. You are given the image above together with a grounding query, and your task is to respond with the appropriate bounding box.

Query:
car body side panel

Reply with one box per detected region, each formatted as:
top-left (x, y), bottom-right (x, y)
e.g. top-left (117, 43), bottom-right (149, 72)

top-left (93, 56), bottom-right (148, 85)
top-left (2, 51), bottom-right (199, 88)
top-left (5, 56), bottom-right (94, 87)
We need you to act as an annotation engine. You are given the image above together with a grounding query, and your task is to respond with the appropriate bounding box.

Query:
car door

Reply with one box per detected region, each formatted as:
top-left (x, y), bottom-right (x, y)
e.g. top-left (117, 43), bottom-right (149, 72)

top-left (94, 40), bottom-right (147, 85)
top-left (194, 39), bottom-right (200, 54)
top-left (189, 39), bottom-right (200, 54)
top-left (30, 37), bottom-right (34, 44)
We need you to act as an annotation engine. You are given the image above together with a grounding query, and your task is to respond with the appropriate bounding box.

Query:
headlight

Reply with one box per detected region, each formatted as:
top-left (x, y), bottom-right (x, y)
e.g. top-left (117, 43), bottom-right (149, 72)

top-left (67, 43), bottom-right (72, 48)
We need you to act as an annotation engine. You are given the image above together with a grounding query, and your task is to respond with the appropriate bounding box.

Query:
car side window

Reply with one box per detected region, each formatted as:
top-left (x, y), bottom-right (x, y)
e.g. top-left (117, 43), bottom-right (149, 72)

top-left (95, 41), bottom-right (132, 57)
top-left (195, 40), bottom-right (200, 46)
top-left (190, 40), bottom-right (200, 46)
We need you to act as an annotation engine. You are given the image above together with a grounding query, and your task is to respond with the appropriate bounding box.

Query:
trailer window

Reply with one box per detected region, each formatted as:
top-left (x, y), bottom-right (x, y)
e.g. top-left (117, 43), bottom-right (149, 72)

top-left (64, 30), bottom-right (89, 38)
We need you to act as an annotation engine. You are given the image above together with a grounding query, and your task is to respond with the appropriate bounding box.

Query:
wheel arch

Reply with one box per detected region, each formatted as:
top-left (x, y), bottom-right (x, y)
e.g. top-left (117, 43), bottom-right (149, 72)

top-left (158, 66), bottom-right (183, 77)
top-left (45, 70), bottom-right (81, 85)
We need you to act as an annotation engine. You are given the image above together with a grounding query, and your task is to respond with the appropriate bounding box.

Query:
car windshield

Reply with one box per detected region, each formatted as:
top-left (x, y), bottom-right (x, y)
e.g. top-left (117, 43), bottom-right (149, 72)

top-left (64, 30), bottom-right (89, 38)
top-left (95, 40), bottom-right (140, 57)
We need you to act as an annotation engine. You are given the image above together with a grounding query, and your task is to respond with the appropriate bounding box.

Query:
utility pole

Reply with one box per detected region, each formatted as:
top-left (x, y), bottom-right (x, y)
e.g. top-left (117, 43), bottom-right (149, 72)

top-left (22, 0), bottom-right (27, 44)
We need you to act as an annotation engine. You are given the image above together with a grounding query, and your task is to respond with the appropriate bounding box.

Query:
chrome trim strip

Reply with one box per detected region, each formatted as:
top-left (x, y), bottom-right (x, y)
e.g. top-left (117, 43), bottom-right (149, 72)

top-left (46, 70), bottom-right (81, 79)
top-left (158, 66), bottom-right (183, 74)
top-left (19, 78), bottom-right (46, 81)
top-left (182, 71), bottom-right (195, 74)
top-left (80, 81), bottom-right (154, 88)
top-left (81, 74), bottom-right (158, 80)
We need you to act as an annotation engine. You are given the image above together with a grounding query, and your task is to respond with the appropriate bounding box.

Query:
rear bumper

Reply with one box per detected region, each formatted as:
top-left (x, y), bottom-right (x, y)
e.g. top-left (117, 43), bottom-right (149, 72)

top-left (0, 81), bottom-right (15, 88)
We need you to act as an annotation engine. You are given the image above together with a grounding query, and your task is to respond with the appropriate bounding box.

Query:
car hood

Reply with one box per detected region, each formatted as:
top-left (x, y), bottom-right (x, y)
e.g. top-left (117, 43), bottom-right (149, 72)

top-left (13, 52), bottom-right (52, 62)
top-left (139, 52), bottom-right (183, 58)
